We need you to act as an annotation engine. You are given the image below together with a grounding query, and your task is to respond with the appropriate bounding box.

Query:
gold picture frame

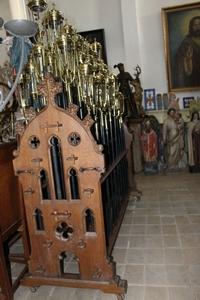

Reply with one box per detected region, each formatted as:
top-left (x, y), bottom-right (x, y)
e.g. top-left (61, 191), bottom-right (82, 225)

top-left (162, 2), bottom-right (200, 92)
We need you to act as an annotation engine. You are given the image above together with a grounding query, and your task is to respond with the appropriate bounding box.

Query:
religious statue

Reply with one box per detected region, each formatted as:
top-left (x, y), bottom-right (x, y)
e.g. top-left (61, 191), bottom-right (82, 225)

top-left (141, 117), bottom-right (159, 174)
top-left (132, 65), bottom-right (144, 115)
top-left (187, 111), bottom-right (200, 172)
top-left (9, 36), bottom-right (32, 72)
top-left (163, 108), bottom-right (183, 171)
top-left (168, 92), bottom-right (180, 110)
top-left (176, 112), bottom-right (187, 168)
top-left (114, 63), bottom-right (139, 119)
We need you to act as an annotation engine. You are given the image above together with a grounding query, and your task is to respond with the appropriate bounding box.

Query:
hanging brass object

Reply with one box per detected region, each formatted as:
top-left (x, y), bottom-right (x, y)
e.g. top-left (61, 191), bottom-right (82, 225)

top-left (91, 38), bottom-right (102, 59)
top-left (18, 1), bottom-right (124, 129)
top-left (28, 0), bottom-right (48, 12)
top-left (115, 92), bottom-right (125, 117)
top-left (44, 7), bottom-right (64, 30)
top-left (32, 43), bottom-right (45, 79)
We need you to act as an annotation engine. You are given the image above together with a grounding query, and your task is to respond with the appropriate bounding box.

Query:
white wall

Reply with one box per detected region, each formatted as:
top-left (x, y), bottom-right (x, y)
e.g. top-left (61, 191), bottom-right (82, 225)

top-left (53, 0), bottom-right (125, 73)
top-left (120, 0), bottom-right (141, 73)
top-left (52, 0), bottom-right (200, 108)
top-left (0, 0), bottom-right (199, 107)
top-left (135, 0), bottom-right (200, 107)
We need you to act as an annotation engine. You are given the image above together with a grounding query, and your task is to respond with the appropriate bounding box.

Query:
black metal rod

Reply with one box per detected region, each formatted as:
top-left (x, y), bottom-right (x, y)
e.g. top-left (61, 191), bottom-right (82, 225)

top-left (50, 137), bottom-right (66, 200)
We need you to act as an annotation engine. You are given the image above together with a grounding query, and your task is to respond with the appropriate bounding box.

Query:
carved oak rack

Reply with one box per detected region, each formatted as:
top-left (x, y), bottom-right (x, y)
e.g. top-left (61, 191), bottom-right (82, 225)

top-left (13, 74), bottom-right (129, 299)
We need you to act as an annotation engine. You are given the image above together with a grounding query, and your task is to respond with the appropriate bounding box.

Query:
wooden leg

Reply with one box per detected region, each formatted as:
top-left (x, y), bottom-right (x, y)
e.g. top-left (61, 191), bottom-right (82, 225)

top-left (30, 286), bottom-right (39, 293)
top-left (0, 234), bottom-right (13, 300)
top-left (117, 294), bottom-right (125, 300)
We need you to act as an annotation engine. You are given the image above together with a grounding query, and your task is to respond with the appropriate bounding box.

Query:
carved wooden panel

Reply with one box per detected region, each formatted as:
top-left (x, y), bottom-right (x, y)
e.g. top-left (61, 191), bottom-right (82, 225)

top-left (13, 74), bottom-right (127, 297)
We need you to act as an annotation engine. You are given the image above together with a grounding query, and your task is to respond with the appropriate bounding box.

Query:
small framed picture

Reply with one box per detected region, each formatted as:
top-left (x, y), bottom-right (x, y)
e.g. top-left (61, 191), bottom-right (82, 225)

top-left (183, 97), bottom-right (194, 109)
top-left (156, 93), bottom-right (163, 110)
top-left (144, 89), bottom-right (156, 111)
top-left (163, 93), bottom-right (169, 110)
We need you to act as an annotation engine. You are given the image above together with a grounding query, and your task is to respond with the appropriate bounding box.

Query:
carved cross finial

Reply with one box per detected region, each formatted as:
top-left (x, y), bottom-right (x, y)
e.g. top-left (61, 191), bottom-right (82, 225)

top-left (37, 73), bottom-right (63, 105)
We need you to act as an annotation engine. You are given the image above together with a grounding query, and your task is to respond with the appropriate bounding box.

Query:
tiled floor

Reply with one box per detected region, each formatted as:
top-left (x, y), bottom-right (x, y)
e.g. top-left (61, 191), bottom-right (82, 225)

top-left (13, 171), bottom-right (200, 299)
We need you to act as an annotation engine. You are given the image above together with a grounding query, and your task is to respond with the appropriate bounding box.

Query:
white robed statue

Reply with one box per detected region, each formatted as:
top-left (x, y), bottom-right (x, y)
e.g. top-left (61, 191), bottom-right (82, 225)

top-left (163, 108), bottom-right (182, 170)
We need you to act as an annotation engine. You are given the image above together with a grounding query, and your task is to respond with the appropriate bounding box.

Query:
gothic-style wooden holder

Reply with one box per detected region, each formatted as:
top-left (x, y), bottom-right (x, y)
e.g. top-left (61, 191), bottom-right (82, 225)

top-left (13, 74), bottom-right (127, 299)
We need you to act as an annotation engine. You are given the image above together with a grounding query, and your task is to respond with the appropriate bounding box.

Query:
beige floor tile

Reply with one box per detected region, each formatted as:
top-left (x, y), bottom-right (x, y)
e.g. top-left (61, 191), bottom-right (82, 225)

top-left (190, 265), bottom-right (200, 285)
top-left (135, 208), bottom-right (148, 215)
top-left (145, 235), bottom-right (163, 248)
top-left (125, 286), bottom-right (144, 300)
top-left (166, 265), bottom-right (190, 285)
top-left (175, 215), bottom-right (189, 224)
top-left (20, 286), bottom-right (55, 300)
top-left (180, 234), bottom-right (200, 248)
top-left (136, 202), bottom-right (147, 208)
top-left (168, 286), bottom-right (193, 300)
top-left (124, 265), bottom-right (144, 284)
top-left (11, 263), bottom-right (26, 280)
top-left (146, 216), bottom-right (161, 224)
top-left (162, 225), bottom-right (177, 235)
top-left (183, 248), bottom-right (200, 264)
top-left (160, 207), bottom-right (173, 215)
top-left (178, 224), bottom-right (197, 234)
top-left (172, 202), bottom-right (185, 208)
top-left (145, 265), bottom-right (167, 285)
top-left (49, 287), bottom-right (75, 300)
top-left (163, 235), bottom-right (180, 248)
top-left (164, 248), bottom-right (183, 264)
top-left (112, 248), bottom-right (127, 264)
top-left (144, 248), bottom-right (164, 264)
top-left (115, 236), bottom-right (129, 248)
top-left (95, 291), bottom-right (117, 300)
top-left (189, 215), bottom-right (200, 223)
top-left (122, 215), bottom-right (133, 225)
top-left (173, 208), bottom-right (187, 215)
top-left (192, 286), bottom-right (200, 300)
top-left (189, 224), bottom-right (200, 234)
top-left (133, 216), bottom-right (146, 224)
top-left (160, 201), bottom-right (172, 207)
top-left (124, 209), bottom-right (134, 217)
top-left (146, 225), bottom-right (162, 235)
top-left (118, 225), bottom-right (131, 235)
top-left (144, 287), bottom-right (168, 300)
top-left (129, 235), bottom-right (146, 248)
top-left (116, 264), bottom-right (125, 277)
top-left (14, 286), bottom-right (30, 300)
top-left (126, 249), bottom-right (144, 264)
top-left (130, 225), bottom-right (146, 235)
top-left (161, 216), bottom-right (175, 225)
top-left (147, 209), bottom-right (160, 215)
top-left (158, 196), bottom-right (170, 201)
top-left (72, 288), bottom-right (98, 300)
top-left (10, 241), bottom-right (24, 254)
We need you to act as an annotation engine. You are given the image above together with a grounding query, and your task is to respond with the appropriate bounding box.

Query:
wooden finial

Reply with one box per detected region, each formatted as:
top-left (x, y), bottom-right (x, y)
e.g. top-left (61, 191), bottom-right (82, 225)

top-left (37, 73), bottom-right (63, 106)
